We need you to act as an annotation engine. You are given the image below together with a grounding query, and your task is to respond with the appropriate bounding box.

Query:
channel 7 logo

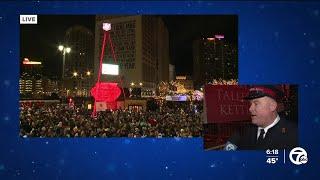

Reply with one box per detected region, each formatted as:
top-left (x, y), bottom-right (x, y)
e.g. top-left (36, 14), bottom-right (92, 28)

top-left (289, 147), bottom-right (308, 165)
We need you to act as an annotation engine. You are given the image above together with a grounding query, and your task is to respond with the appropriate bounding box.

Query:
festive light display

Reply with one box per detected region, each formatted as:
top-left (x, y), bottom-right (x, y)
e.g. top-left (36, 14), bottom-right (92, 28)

top-left (91, 82), bottom-right (121, 102)
top-left (91, 23), bottom-right (125, 116)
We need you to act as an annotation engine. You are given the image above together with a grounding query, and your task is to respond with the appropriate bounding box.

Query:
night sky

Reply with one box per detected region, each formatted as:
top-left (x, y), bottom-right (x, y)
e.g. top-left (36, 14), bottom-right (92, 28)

top-left (20, 15), bottom-right (95, 78)
top-left (20, 15), bottom-right (237, 78)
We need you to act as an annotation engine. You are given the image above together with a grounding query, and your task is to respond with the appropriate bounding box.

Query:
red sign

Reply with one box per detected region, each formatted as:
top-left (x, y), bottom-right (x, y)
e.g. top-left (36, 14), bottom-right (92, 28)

top-left (91, 82), bottom-right (121, 102)
top-left (204, 85), bottom-right (251, 123)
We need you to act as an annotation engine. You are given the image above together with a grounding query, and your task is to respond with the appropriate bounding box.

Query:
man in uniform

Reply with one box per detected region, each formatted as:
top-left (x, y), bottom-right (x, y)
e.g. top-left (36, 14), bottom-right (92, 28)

top-left (225, 85), bottom-right (298, 150)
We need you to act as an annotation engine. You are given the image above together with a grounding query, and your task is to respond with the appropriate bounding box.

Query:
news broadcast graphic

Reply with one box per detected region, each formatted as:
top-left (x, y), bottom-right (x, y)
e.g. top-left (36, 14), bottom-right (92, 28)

top-left (0, 1), bottom-right (319, 179)
top-left (289, 147), bottom-right (308, 165)
top-left (264, 147), bottom-right (308, 165)
top-left (265, 149), bottom-right (280, 164)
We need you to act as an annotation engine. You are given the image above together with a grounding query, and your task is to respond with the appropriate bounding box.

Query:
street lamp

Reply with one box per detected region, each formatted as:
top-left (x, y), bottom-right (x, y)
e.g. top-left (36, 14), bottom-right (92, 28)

top-left (58, 45), bottom-right (63, 51)
top-left (58, 45), bottom-right (71, 80)
top-left (72, 71), bottom-right (93, 97)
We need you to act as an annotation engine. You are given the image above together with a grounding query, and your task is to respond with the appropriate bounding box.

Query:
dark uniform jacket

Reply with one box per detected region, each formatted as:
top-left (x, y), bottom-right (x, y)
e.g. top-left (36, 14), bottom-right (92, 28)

top-left (237, 118), bottom-right (298, 150)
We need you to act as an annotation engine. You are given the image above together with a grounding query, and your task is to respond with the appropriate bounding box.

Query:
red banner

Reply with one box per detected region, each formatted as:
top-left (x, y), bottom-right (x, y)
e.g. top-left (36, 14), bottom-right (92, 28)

top-left (204, 85), bottom-right (251, 123)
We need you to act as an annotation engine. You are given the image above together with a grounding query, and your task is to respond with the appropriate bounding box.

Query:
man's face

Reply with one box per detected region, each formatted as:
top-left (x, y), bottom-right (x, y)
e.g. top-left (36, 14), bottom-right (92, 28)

top-left (249, 96), bottom-right (277, 128)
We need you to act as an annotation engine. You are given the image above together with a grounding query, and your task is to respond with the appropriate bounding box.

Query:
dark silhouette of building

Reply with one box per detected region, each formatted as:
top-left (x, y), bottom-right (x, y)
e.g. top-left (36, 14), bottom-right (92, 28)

top-left (193, 37), bottom-right (237, 89)
top-left (63, 25), bottom-right (95, 97)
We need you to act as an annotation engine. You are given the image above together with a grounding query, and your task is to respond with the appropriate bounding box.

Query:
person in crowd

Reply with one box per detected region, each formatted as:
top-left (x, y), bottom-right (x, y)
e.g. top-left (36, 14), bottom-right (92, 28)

top-left (20, 100), bottom-right (203, 138)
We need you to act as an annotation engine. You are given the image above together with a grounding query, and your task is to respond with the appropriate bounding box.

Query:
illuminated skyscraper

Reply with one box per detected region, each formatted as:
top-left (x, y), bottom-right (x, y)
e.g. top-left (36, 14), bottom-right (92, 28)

top-left (193, 36), bottom-right (237, 89)
top-left (19, 58), bottom-right (43, 96)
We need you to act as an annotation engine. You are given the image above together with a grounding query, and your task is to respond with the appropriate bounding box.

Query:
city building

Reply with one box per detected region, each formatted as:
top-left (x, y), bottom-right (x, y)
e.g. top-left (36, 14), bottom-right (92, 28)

top-left (19, 58), bottom-right (43, 95)
top-left (94, 15), bottom-right (170, 97)
top-left (19, 77), bottom-right (42, 94)
top-left (20, 58), bottom-right (60, 99)
top-left (63, 25), bottom-right (95, 97)
top-left (193, 36), bottom-right (238, 89)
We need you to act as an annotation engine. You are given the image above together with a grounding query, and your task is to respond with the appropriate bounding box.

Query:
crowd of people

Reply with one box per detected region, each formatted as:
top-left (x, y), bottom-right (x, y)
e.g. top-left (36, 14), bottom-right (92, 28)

top-left (20, 101), bottom-right (203, 138)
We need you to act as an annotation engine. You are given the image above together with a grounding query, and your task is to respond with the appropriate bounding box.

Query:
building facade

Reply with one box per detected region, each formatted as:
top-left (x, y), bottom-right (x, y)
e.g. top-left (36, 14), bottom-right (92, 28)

top-left (20, 59), bottom-right (43, 96)
top-left (94, 15), bottom-right (170, 97)
top-left (193, 37), bottom-right (237, 89)
top-left (20, 58), bottom-right (59, 99)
